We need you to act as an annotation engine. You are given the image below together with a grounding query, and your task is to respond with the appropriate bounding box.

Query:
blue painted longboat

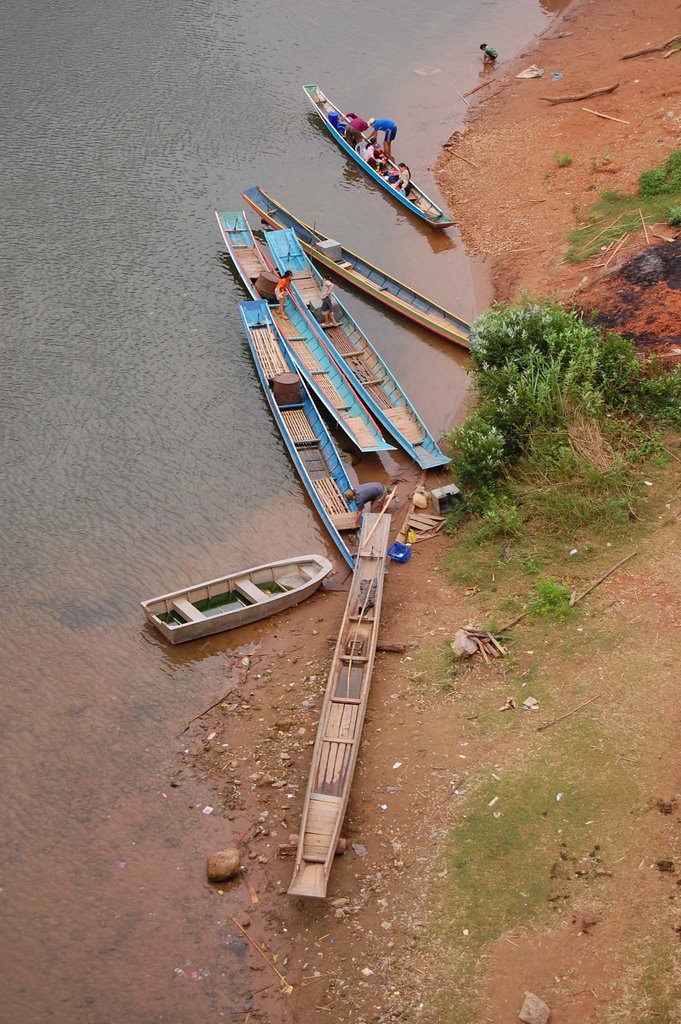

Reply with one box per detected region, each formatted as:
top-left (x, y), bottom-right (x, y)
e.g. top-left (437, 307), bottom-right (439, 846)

top-left (241, 185), bottom-right (470, 349)
top-left (239, 299), bottom-right (359, 568)
top-left (266, 228), bottom-right (450, 471)
top-left (216, 211), bottom-right (393, 456)
top-left (302, 85), bottom-right (454, 229)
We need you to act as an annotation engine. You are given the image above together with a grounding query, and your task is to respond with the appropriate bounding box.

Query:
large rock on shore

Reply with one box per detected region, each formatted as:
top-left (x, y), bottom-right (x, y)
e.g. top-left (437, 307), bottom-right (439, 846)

top-left (519, 992), bottom-right (550, 1023)
top-left (206, 848), bottom-right (240, 882)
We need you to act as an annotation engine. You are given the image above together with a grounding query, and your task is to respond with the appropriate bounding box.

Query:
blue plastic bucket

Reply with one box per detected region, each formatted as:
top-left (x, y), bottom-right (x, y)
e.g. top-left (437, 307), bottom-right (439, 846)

top-left (387, 542), bottom-right (411, 563)
top-left (328, 110), bottom-right (340, 130)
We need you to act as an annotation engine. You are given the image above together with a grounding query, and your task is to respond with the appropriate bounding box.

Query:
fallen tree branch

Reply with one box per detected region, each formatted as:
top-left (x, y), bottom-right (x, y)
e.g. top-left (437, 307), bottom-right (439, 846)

top-left (569, 550), bottom-right (638, 607)
top-left (541, 82), bottom-right (619, 105)
top-left (179, 688), bottom-right (237, 734)
top-left (440, 147), bottom-right (479, 169)
top-left (464, 79), bottom-right (495, 97)
top-left (621, 35), bottom-right (680, 60)
top-left (538, 694), bottom-right (600, 731)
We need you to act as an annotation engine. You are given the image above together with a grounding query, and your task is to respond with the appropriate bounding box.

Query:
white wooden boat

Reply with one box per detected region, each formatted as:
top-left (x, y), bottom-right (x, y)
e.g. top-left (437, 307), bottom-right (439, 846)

top-left (288, 512), bottom-right (391, 898)
top-left (141, 554), bottom-right (333, 644)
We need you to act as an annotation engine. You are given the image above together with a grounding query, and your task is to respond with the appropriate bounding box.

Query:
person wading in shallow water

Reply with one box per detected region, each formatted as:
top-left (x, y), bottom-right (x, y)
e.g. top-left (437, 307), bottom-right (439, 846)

top-left (480, 42), bottom-right (498, 65)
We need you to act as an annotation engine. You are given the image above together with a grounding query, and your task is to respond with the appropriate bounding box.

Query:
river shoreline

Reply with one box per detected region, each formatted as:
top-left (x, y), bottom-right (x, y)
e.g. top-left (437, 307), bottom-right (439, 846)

top-left (434, 0), bottom-right (681, 354)
top-left (176, 3), bottom-right (681, 1024)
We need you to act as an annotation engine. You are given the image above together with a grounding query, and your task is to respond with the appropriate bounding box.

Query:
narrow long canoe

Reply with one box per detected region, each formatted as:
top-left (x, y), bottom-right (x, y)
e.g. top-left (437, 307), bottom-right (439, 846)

top-left (302, 84), bottom-right (454, 229)
top-left (217, 211), bottom-right (393, 456)
top-left (288, 510), bottom-right (391, 898)
top-left (265, 228), bottom-right (450, 470)
top-left (239, 300), bottom-right (361, 568)
top-left (141, 555), bottom-right (332, 644)
top-left (241, 185), bottom-right (471, 349)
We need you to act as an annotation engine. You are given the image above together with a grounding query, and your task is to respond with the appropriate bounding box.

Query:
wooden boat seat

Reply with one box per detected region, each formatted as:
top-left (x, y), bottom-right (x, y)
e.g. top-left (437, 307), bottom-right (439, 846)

top-left (281, 408), bottom-right (318, 446)
top-left (171, 597), bottom-right (205, 623)
top-left (233, 579), bottom-right (268, 604)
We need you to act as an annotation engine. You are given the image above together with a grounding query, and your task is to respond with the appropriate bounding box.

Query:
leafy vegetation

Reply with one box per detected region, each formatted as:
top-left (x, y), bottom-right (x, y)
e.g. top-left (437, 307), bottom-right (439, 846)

top-left (555, 151), bottom-right (573, 168)
top-left (529, 576), bottom-right (572, 620)
top-left (566, 148), bottom-right (681, 260)
top-left (444, 301), bottom-right (681, 540)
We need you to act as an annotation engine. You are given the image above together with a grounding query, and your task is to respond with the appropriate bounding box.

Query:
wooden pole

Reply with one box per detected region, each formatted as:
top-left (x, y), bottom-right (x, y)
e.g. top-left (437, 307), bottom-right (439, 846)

top-left (361, 489), bottom-right (397, 551)
top-left (582, 107), bottom-right (630, 125)
top-left (638, 207), bottom-right (650, 245)
top-left (538, 694), bottom-right (600, 731)
top-left (455, 87), bottom-right (470, 108)
top-left (569, 550), bottom-right (638, 606)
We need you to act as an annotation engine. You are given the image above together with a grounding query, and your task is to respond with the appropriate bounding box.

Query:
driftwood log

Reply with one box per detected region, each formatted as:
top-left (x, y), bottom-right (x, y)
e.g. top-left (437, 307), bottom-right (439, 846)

top-left (541, 82), bottom-right (619, 105)
top-left (621, 35), bottom-right (680, 60)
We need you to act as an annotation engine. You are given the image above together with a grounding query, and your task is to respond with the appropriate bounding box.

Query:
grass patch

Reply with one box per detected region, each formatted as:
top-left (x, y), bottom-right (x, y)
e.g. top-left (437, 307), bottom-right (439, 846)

top-left (555, 152), bottom-right (573, 168)
top-left (566, 148), bottom-right (681, 261)
top-left (441, 717), bottom-right (637, 949)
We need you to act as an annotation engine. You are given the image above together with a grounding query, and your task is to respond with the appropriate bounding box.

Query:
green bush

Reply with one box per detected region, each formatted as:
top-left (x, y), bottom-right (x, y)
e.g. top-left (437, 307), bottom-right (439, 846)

top-left (639, 148), bottom-right (681, 197)
top-left (555, 152), bottom-right (573, 168)
top-left (529, 577), bottom-right (572, 620)
top-left (445, 300), bottom-right (681, 536)
top-left (666, 205), bottom-right (681, 226)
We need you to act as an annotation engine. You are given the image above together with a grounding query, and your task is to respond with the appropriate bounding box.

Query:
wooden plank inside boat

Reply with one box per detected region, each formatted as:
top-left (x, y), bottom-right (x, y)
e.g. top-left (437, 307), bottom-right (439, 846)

top-left (385, 406), bottom-right (424, 444)
top-left (288, 512), bottom-right (391, 898)
top-left (250, 324), bottom-right (289, 379)
top-left (281, 408), bottom-right (318, 446)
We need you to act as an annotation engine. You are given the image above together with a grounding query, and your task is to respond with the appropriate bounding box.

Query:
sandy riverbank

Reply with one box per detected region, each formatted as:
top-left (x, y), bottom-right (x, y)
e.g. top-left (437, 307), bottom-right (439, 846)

top-left (435, 0), bottom-right (680, 354)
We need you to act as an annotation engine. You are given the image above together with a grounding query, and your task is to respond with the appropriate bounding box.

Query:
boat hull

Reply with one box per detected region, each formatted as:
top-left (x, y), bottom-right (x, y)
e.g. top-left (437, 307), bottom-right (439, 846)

top-left (265, 228), bottom-right (450, 470)
top-left (141, 554), bottom-right (333, 644)
top-left (288, 512), bottom-right (391, 898)
top-left (302, 84), bottom-right (454, 228)
top-left (241, 185), bottom-right (470, 349)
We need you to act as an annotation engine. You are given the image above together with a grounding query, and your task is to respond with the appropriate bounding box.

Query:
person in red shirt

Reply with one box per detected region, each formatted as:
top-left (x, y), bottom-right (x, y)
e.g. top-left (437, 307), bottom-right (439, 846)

top-left (343, 113), bottom-right (369, 150)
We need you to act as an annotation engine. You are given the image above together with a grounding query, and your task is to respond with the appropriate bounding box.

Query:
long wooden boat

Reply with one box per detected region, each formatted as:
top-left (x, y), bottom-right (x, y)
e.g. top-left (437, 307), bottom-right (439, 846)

top-left (239, 299), bottom-right (361, 568)
top-left (302, 84), bottom-right (454, 229)
top-left (265, 228), bottom-right (450, 470)
top-left (141, 554), bottom-right (332, 644)
top-left (216, 211), bottom-right (393, 456)
top-left (288, 510), bottom-right (391, 898)
top-left (241, 185), bottom-right (471, 349)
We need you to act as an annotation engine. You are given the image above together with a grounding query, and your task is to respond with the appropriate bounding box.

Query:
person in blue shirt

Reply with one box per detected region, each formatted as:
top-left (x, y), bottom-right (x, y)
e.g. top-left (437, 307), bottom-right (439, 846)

top-left (345, 481), bottom-right (390, 525)
top-left (367, 118), bottom-right (398, 160)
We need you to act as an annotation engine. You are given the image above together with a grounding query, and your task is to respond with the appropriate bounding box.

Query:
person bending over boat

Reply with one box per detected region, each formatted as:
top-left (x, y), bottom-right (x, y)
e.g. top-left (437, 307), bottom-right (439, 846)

top-left (367, 118), bottom-right (398, 160)
top-left (345, 481), bottom-right (389, 525)
top-left (320, 276), bottom-right (338, 328)
top-left (343, 113), bottom-right (369, 150)
top-left (275, 270), bottom-right (293, 314)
